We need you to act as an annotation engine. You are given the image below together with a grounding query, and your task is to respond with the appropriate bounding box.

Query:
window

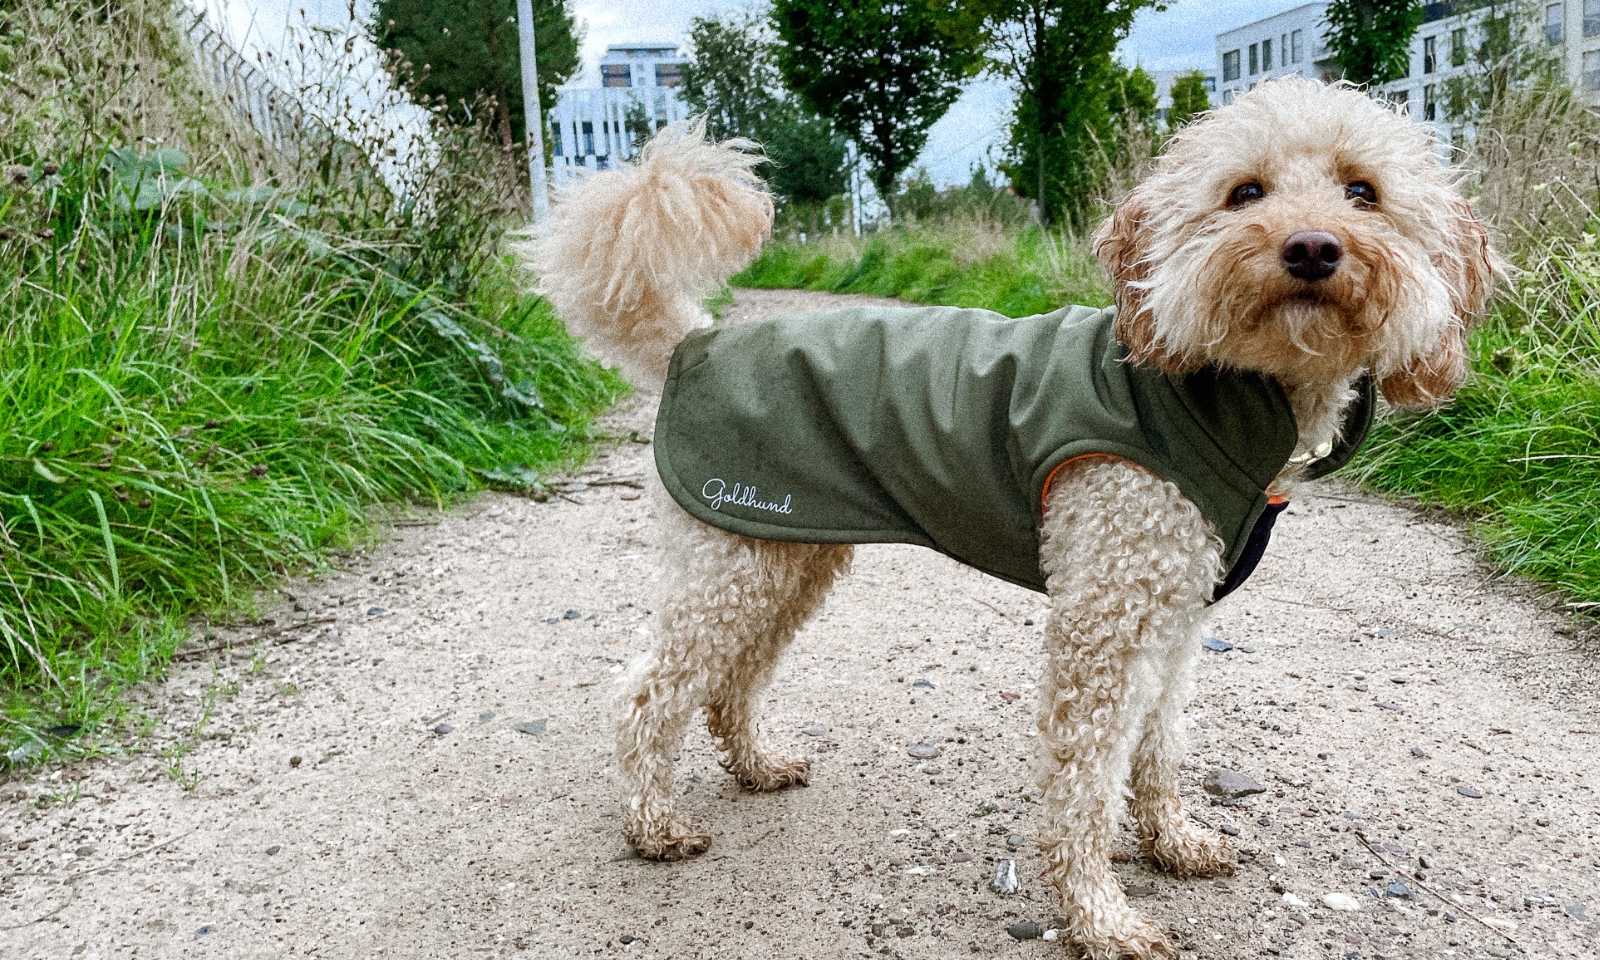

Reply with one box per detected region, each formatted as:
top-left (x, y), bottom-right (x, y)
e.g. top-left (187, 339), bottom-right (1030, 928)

top-left (1586, 50), bottom-right (1600, 91)
top-left (1423, 83), bottom-right (1437, 121)
top-left (1249, 43), bottom-right (1259, 75)
top-left (1450, 28), bottom-right (1467, 67)
top-left (1223, 49), bottom-right (1241, 82)
top-left (1423, 36), bottom-right (1436, 73)
top-left (581, 120), bottom-right (595, 156)
top-left (1588, 0), bottom-right (1600, 37)
top-left (1547, 3), bottom-right (1566, 43)
top-left (550, 122), bottom-right (564, 157)
top-left (1390, 88), bottom-right (1410, 116)
top-left (655, 63), bottom-right (682, 87)
top-left (1291, 29), bottom-right (1304, 63)
top-left (1263, 38), bottom-right (1273, 71)
top-left (1204, 76), bottom-right (1217, 93)
top-left (601, 63), bottom-right (631, 88)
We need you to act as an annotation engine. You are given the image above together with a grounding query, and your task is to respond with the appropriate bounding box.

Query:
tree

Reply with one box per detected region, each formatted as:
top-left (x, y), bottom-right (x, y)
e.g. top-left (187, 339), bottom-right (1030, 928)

top-left (973, 0), bottom-right (1164, 227)
top-left (1442, 1), bottom-right (1560, 125)
top-left (679, 11), bottom-right (789, 143)
top-left (1165, 69), bottom-right (1211, 133)
top-left (1322, 0), bottom-right (1425, 85)
top-left (371, 0), bottom-right (581, 148)
top-left (771, 0), bottom-right (984, 215)
top-left (679, 10), bottom-right (849, 217)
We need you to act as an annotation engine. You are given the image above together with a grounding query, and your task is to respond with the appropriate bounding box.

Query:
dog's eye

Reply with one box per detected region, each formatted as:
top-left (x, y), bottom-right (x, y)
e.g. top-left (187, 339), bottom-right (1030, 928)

top-left (1346, 181), bottom-right (1379, 206)
top-left (1227, 182), bottom-right (1265, 207)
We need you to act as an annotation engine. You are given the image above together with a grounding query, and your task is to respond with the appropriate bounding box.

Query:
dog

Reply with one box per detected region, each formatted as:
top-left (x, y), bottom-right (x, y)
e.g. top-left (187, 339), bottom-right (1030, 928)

top-left (532, 77), bottom-right (1500, 960)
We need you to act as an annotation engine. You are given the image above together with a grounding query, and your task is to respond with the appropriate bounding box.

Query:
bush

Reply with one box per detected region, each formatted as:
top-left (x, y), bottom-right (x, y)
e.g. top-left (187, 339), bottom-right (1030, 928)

top-left (0, 1), bottom-right (620, 760)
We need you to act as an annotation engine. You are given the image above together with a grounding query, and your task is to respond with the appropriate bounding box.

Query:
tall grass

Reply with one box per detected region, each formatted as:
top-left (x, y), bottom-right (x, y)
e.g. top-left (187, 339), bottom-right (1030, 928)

top-left (0, 1), bottom-right (621, 761)
top-left (737, 220), bottom-right (1110, 317)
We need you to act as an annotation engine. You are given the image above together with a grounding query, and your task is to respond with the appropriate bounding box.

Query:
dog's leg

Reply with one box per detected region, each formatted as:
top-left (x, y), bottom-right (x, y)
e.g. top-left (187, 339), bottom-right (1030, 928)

top-left (703, 539), bottom-right (850, 792)
top-left (1129, 619), bottom-right (1236, 878)
top-left (1035, 459), bottom-right (1218, 960)
top-left (617, 490), bottom-right (849, 860)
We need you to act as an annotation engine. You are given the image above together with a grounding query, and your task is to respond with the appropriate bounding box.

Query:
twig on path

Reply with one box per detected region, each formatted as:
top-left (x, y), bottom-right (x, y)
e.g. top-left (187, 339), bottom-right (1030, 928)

top-left (1353, 830), bottom-right (1521, 949)
top-left (962, 592), bottom-right (1015, 622)
top-left (172, 617), bottom-right (335, 662)
top-left (1264, 595), bottom-right (1357, 614)
top-left (580, 477), bottom-right (645, 489)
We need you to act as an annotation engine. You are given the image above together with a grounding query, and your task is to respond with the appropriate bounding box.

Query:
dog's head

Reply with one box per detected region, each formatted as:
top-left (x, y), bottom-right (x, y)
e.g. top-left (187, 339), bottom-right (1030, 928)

top-left (1093, 77), bottom-right (1501, 407)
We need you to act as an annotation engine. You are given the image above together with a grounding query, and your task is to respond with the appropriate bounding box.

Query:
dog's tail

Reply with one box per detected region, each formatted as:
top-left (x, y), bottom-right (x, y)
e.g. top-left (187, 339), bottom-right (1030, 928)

top-left (529, 120), bottom-right (773, 389)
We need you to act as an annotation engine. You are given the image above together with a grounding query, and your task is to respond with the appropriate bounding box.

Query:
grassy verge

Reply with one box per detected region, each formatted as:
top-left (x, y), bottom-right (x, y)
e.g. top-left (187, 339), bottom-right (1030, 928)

top-left (0, 2), bottom-right (622, 763)
top-left (735, 222), bottom-right (1110, 315)
top-left (738, 222), bottom-right (1599, 611)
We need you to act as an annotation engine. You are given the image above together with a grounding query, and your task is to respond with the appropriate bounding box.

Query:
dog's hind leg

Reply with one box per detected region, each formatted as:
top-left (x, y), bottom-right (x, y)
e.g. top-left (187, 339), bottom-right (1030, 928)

top-left (1035, 459), bottom-right (1218, 960)
top-left (617, 491), bottom-right (849, 860)
top-left (703, 539), bottom-right (851, 792)
top-left (1129, 617), bottom-right (1236, 878)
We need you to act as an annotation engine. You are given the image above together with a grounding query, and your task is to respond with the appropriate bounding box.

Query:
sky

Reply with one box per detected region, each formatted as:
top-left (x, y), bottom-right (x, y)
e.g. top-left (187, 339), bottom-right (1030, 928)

top-left (220, 0), bottom-right (1310, 186)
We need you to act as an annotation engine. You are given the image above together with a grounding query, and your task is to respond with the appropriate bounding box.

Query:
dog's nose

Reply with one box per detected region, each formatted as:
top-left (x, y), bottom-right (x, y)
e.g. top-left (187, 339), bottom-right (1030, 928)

top-left (1281, 231), bottom-right (1342, 281)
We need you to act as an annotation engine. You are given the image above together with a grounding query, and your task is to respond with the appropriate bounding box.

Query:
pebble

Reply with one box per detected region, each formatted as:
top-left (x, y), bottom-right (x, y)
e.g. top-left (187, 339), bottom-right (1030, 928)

top-left (990, 859), bottom-right (1020, 894)
top-left (1456, 785), bottom-right (1484, 799)
top-left (266, 845), bottom-right (281, 856)
top-left (1239, 645), bottom-right (1256, 654)
top-left (950, 851), bottom-right (972, 863)
top-left (1410, 746), bottom-right (1429, 758)
top-left (1007, 921), bottom-right (1041, 941)
top-left (366, 606), bottom-right (385, 616)
top-left (479, 711), bottom-right (494, 723)
top-left (1322, 893), bottom-right (1362, 912)
top-left (1565, 902), bottom-right (1588, 920)
top-left (912, 678), bottom-right (936, 689)
top-left (907, 743), bottom-right (940, 759)
top-left (194, 925), bottom-right (215, 939)
top-left (289, 755), bottom-right (303, 768)
top-left (1007, 834), bottom-right (1024, 849)
top-left (1220, 823), bottom-right (1240, 837)
top-left (74, 845), bottom-right (94, 857)
top-left (514, 719), bottom-right (548, 736)
top-left (1353, 683), bottom-right (1368, 692)
top-left (1376, 702), bottom-right (1403, 712)
top-left (922, 764), bottom-right (942, 775)
top-left (1281, 893), bottom-right (1309, 909)
top-left (1204, 767), bottom-right (1266, 799)
top-left (432, 722), bottom-right (453, 736)
top-left (1125, 882), bottom-right (1157, 899)
top-left (563, 609), bottom-right (581, 619)
top-left (1202, 637), bottom-right (1233, 652)
top-left (618, 934), bottom-right (635, 944)
top-left (802, 727), bottom-right (828, 737)
top-left (1042, 929), bottom-right (1058, 941)
top-left (1386, 880), bottom-right (1414, 900)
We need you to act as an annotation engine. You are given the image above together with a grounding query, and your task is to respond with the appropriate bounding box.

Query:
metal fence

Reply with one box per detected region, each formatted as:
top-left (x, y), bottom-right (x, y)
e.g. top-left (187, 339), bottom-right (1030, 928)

top-left (179, 3), bottom-right (315, 151)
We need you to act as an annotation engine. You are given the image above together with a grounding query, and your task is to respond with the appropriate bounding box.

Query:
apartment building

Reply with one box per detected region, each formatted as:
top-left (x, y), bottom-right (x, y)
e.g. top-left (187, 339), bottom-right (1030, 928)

top-left (1216, 1), bottom-right (1600, 141)
top-left (548, 42), bottom-right (689, 182)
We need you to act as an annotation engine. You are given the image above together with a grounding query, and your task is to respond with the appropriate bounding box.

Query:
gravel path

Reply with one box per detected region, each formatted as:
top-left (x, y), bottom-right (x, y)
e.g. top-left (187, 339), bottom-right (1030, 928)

top-left (3, 288), bottom-right (1598, 960)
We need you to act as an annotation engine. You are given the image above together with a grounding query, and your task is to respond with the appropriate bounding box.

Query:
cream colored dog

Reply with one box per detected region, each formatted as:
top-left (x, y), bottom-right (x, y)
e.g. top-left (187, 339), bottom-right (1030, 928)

top-left (532, 78), bottom-right (1499, 959)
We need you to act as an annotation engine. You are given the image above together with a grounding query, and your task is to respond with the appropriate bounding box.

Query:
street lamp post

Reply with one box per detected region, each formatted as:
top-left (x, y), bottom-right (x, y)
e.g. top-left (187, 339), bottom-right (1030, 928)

top-left (515, 0), bottom-right (550, 224)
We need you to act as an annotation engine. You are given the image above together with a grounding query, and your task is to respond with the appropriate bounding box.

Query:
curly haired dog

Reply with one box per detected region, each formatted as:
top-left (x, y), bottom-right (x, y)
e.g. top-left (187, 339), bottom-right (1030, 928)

top-left (532, 78), bottom-right (1500, 959)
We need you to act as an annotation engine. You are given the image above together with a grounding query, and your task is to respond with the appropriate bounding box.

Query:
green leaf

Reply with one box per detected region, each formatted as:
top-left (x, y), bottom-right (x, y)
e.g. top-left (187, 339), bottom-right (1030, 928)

top-left (31, 459), bottom-right (62, 483)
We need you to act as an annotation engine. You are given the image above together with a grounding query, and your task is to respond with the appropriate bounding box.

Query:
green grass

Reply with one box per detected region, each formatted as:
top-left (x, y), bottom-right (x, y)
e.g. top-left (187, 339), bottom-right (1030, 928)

top-left (741, 221), bottom-right (1600, 612)
top-left (1350, 253), bottom-right (1600, 606)
top-left (0, 158), bottom-right (622, 763)
top-left (735, 223), bottom-right (1110, 316)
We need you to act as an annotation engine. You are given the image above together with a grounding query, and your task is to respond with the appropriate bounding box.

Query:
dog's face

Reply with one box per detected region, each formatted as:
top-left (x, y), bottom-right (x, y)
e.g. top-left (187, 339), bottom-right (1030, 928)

top-left (1094, 77), bottom-right (1500, 406)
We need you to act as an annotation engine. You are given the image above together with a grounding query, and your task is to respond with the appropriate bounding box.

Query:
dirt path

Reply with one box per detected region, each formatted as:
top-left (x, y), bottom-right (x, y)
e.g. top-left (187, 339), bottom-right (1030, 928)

top-left (4, 288), bottom-right (1599, 960)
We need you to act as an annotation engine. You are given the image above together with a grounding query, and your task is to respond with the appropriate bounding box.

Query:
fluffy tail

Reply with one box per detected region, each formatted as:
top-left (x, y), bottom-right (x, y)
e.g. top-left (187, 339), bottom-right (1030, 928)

top-left (529, 120), bottom-right (773, 388)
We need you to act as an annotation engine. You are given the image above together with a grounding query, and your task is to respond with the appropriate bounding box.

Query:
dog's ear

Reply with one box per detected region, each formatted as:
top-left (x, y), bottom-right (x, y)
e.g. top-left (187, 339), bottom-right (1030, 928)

top-left (1379, 199), bottom-right (1497, 407)
top-left (1093, 189), bottom-right (1185, 373)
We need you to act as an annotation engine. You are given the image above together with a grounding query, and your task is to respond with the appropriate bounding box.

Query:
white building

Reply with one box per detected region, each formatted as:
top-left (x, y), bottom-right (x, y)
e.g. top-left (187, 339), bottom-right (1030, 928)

top-left (548, 42), bottom-right (689, 182)
top-left (1217, 1), bottom-right (1600, 142)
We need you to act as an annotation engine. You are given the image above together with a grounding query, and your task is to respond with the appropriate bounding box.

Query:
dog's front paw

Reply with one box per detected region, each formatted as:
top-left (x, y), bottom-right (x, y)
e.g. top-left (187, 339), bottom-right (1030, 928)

top-left (1143, 823), bottom-right (1235, 878)
top-left (1073, 909), bottom-right (1176, 960)
top-left (732, 753), bottom-right (811, 792)
top-left (627, 814), bottom-right (712, 862)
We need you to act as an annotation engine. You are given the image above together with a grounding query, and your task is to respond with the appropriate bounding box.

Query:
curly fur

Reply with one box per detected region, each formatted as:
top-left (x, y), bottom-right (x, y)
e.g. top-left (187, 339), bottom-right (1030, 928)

top-left (530, 80), bottom-right (1502, 960)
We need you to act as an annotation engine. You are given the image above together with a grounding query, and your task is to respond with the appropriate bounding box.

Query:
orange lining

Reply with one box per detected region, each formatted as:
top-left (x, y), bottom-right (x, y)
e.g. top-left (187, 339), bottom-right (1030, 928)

top-left (1040, 453), bottom-right (1126, 508)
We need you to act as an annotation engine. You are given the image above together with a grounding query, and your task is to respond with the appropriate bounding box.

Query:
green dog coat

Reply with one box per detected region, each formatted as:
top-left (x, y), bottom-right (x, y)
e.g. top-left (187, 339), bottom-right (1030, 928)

top-left (654, 304), bottom-right (1374, 599)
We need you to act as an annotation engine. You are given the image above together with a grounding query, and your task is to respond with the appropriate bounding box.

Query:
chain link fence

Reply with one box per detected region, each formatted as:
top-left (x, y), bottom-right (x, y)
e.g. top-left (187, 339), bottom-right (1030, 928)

top-left (179, 3), bottom-right (318, 151)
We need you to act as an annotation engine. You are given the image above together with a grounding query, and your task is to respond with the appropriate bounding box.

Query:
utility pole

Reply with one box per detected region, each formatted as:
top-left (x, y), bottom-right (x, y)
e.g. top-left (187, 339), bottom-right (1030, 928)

top-left (515, 0), bottom-right (550, 224)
